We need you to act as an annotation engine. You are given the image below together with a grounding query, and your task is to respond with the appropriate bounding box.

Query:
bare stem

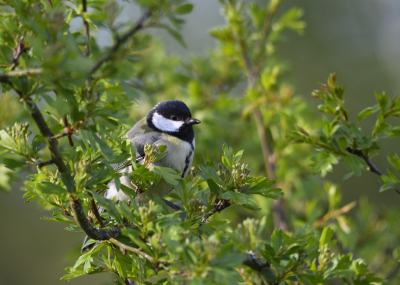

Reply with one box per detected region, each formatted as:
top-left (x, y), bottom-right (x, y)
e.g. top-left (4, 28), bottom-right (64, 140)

top-left (89, 9), bottom-right (152, 74)
top-left (82, 0), bottom-right (90, 57)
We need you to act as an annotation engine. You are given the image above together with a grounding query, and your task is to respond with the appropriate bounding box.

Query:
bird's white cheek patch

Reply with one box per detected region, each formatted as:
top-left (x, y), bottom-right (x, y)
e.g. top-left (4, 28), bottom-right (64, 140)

top-left (152, 112), bottom-right (184, 132)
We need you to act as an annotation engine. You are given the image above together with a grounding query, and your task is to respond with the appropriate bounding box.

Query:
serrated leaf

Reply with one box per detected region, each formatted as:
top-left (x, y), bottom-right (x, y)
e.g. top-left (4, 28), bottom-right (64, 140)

top-left (221, 191), bottom-right (257, 206)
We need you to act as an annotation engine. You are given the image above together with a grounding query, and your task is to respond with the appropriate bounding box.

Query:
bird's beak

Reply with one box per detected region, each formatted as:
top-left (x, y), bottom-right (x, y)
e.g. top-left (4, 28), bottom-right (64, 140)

top-left (186, 118), bottom-right (201, 125)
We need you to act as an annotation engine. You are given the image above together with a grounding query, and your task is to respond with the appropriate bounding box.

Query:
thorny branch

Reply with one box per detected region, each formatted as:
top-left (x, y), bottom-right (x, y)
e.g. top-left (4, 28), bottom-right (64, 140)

top-left (89, 9), bottom-right (152, 74)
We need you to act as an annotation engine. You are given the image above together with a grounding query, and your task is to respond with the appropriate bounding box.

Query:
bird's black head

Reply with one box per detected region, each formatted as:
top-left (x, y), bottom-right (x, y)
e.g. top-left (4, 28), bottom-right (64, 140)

top-left (146, 100), bottom-right (201, 142)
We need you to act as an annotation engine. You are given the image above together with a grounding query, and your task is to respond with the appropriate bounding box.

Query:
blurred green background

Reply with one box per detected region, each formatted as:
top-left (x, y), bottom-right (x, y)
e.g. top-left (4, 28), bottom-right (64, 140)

top-left (1, 0), bottom-right (400, 284)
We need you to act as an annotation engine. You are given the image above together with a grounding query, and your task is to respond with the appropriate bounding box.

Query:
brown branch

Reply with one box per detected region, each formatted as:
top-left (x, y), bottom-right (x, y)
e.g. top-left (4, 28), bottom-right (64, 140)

top-left (200, 200), bottom-right (231, 223)
top-left (51, 117), bottom-right (74, 146)
top-left (82, 0), bottom-right (90, 57)
top-left (253, 108), bottom-right (288, 231)
top-left (24, 97), bottom-right (69, 175)
top-left (89, 9), bottom-right (152, 74)
top-left (11, 35), bottom-right (28, 71)
top-left (88, 192), bottom-right (105, 228)
top-left (241, 38), bottom-right (288, 231)
top-left (70, 198), bottom-right (128, 240)
top-left (19, 83), bottom-right (138, 246)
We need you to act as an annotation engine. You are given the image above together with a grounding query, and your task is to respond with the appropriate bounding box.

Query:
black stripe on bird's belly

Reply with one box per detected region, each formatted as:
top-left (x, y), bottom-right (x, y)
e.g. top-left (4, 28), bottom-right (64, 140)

top-left (181, 141), bottom-right (195, 178)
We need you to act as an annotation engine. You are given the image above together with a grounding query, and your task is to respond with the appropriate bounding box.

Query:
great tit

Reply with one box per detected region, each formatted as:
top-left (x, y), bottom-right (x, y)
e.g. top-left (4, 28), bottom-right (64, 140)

top-left (82, 100), bottom-right (200, 252)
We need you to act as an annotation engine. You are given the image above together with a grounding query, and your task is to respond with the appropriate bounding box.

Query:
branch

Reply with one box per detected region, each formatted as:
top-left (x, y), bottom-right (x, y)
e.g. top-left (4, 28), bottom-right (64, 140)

top-left (109, 238), bottom-right (155, 263)
top-left (243, 251), bottom-right (271, 273)
top-left (24, 97), bottom-right (69, 175)
top-left (346, 148), bottom-right (383, 176)
top-left (242, 45), bottom-right (288, 231)
top-left (11, 35), bottom-right (28, 71)
top-left (38, 160), bottom-right (54, 168)
top-left (0, 68), bottom-right (42, 79)
top-left (82, 0), bottom-right (90, 57)
top-left (200, 199), bottom-right (231, 223)
top-left (89, 195), bottom-right (105, 228)
top-left (89, 9), bottom-right (152, 74)
top-left (51, 117), bottom-right (74, 146)
top-left (162, 198), bottom-right (182, 211)
top-left (70, 198), bottom-right (130, 240)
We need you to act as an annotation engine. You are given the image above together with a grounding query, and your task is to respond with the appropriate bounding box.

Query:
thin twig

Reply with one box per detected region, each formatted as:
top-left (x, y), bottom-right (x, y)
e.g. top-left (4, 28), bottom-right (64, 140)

top-left (242, 40), bottom-right (288, 230)
top-left (82, 0), bottom-right (90, 57)
top-left (109, 238), bottom-right (155, 263)
top-left (162, 199), bottom-right (182, 211)
top-left (346, 148), bottom-right (383, 176)
top-left (38, 160), bottom-right (54, 168)
top-left (11, 35), bottom-right (28, 71)
top-left (51, 117), bottom-right (74, 146)
top-left (89, 9), bottom-right (152, 74)
top-left (0, 68), bottom-right (42, 79)
top-left (253, 108), bottom-right (288, 231)
top-left (89, 194), bottom-right (105, 228)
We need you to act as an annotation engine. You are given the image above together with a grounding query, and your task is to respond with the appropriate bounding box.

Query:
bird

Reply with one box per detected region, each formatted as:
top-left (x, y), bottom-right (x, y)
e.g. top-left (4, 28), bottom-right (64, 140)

top-left (81, 100), bottom-right (201, 252)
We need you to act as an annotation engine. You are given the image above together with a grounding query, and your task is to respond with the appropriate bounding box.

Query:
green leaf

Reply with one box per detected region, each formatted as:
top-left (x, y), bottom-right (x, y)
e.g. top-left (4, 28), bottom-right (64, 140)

top-left (375, 92), bottom-right (389, 111)
top-left (221, 191), bottom-right (257, 206)
top-left (207, 179), bottom-right (221, 196)
top-left (36, 182), bottom-right (67, 195)
top-left (121, 228), bottom-right (154, 256)
top-left (153, 166), bottom-right (181, 186)
top-left (42, 211), bottom-right (75, 223)
top-left (92, 191), bottom-right (123, 223)
top-left (2, 158), bottom-right (27, 171)
top-left (117, 201), bottom-right (137, 223)
top-left (0, 130), bottom-right (16, 151)
top-left (319, 227), bottom-right (334, 247)
top-left (344, 154), bottom-right (367, 176)
top-left (357, 105), bottom-right (379, 122)
top-left (175, 3), bottom-right (193, 14)
top-left (0, 164), bottom-right (14, 193)
top-left (158, 24), bottom-right (186, 47)
top-left (271, 229), bottom-right (283, 251)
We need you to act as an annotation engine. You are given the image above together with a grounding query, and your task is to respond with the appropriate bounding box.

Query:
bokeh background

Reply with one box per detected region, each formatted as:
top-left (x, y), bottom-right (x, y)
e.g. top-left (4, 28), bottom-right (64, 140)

top-left (1, 0), bottom-right (400, 284)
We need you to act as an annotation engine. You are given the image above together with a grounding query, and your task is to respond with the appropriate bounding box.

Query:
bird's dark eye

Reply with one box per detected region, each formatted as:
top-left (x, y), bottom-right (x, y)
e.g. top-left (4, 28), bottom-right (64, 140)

top-left (171, 115), bottom-right (178, 121)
